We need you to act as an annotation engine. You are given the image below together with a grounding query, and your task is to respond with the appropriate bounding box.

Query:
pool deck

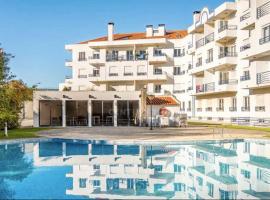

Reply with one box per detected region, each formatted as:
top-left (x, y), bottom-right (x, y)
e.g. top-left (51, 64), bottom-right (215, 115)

top-left (38, 126), bottom-right (269, 142)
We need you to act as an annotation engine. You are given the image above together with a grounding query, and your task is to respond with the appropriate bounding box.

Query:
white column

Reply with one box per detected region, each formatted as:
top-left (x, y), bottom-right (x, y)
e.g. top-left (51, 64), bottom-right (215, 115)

top-left (62, 142), bottom-right (66, 158)
top-left (139, 99), bottom-right (142, 127)
top-left (62, 100), bottom-right (66, 127)
top-left (33, 93), bottom-right (39, 127)
top-left (114, 100), bottom-right (117, 127)
top-left (88, 100), bottom-right (92, 127)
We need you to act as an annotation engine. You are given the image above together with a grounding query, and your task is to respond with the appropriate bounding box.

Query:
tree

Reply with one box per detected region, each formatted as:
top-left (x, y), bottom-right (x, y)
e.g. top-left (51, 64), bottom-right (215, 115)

top-left (0, 47), bottom-right (34, 129)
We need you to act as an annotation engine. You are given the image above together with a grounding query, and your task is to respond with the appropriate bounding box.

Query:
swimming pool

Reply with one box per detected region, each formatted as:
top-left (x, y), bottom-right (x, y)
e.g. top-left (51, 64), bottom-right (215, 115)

top-left (0, 138), bottom-right (270, 199)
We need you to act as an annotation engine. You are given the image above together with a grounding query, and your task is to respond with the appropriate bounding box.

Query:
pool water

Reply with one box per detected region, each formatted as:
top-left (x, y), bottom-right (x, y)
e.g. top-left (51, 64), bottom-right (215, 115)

top-left (0, 139), bottom-right (270, 199)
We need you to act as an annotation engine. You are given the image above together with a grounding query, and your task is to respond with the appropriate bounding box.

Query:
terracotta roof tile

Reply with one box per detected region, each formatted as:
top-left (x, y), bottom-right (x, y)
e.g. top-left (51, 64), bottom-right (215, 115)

top-left (146, 96), bottom-right (179, 106)
top-left (79, 30), bottom-right (187, 44)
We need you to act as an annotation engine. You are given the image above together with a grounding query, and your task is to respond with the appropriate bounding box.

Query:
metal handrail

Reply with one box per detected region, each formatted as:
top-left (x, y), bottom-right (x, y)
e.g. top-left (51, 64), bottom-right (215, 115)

top-left (255, 106), bottom-right (266, 111)
top-left (218, 79), bottom-right (238, 85)
top-left (257, 1), bottom-right (270, 19)
top-left (204, 33), bottom-right (215, 44)
top-left (259, 35), bottom-right (270, 45)
top-left (240, 43), bottom-right (251, 52)
top-left (218, 52), bottom-right (237, 59)
top-left (196, 82), bottom-right (215, 93)
top-left (240, 74), bottom-right (250, 81)
top-left (240, 12), bottom-right (251, 21)
top-left (218, 25), bottom-right (237, 33)
top-left (257, 71), bottom-right (270, 84)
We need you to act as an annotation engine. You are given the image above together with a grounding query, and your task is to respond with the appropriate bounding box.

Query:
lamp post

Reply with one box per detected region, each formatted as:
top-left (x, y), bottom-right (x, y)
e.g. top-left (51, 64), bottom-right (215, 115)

top-left (148, 95), bottom-right (155, 130)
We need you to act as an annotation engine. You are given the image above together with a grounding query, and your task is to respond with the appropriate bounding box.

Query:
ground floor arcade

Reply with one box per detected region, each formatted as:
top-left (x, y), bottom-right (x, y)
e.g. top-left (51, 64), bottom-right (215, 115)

top-left (34, 91), bottom-right (142, 127)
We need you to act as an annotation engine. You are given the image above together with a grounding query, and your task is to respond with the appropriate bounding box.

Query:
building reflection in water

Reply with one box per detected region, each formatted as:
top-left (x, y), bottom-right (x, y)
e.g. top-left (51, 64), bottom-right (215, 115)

top-left (33, 140), bottom-right (270, 199)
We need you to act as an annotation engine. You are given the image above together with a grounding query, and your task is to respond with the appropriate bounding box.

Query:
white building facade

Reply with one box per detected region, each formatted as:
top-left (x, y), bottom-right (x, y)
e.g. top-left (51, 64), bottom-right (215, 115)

top-left (33, 0), bottom-right (270, 127)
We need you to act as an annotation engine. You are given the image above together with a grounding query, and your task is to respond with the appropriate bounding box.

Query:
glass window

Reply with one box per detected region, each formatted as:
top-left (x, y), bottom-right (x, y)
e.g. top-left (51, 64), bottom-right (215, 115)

top-left (78, 52), bottom-right (86, 61)
top-left (154, 85), bottom-right (161, 93)
top-left (174, 66), bottom-right (181, 75)
top-left (79, 178), bottom-right (87, 188)
top-left (93, 180), bottom-right (100, 187)
top-left (207, 182), bottom-right (214, 197)
top-left (241, 169), bottom-right (251, 179)
top-left (219, 162), bottom-right (230, 175)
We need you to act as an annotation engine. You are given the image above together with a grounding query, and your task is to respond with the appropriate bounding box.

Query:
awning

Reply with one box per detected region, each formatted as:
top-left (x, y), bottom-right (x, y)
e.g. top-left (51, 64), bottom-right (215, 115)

top-left (146, 96), bottom-right (179, 106)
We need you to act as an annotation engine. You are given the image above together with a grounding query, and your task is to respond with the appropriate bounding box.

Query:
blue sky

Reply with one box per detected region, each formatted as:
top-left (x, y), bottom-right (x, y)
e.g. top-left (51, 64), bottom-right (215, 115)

top-left (0, 0), bottom-right (228, 88)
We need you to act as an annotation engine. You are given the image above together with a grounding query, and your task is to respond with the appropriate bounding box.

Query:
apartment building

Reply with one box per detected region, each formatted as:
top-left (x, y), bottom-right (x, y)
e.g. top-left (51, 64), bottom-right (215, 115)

top-left (33, 0), bottom-right (270, 127)
top-left (187, 0), bottom-right (270, 124)
top-left (32, 140), bottom-right (270, 199)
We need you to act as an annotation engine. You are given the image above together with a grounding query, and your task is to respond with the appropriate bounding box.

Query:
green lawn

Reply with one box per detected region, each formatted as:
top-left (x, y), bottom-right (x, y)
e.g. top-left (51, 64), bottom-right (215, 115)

top-left (188, 121), bottom-right (270, 133)
top-left (0, 127), bottom-right (51, 140)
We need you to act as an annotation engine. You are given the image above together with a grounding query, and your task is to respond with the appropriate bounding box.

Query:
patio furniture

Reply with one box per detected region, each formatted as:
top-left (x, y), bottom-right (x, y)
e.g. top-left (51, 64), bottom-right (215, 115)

top-left (92, 116), bottom-right (101, 126)
top-left (105, 116), bottom-right (113, 125)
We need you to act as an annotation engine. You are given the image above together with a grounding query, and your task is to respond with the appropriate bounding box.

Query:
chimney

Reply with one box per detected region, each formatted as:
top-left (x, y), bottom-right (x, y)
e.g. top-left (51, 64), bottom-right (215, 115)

top-left (158, 24), bottom-right (166, 36)
top-left (146, 25), bottom-right (153, 37)
top-left (108, 22), bottom-right (114, 41)
top-left (193, 11), bottom-right (201, 23)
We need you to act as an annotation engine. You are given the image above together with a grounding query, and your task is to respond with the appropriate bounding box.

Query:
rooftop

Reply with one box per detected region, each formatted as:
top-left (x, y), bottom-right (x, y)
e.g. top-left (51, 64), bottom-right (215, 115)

top-left (79, 30), bottom-right (187, 44)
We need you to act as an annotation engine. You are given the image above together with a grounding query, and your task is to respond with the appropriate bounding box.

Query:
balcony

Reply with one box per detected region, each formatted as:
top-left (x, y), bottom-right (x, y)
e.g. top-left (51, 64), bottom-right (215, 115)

top-left (195, 33), bottom-right (215, 49)
top-left (216, 79), bottom-right (238, 93)
top-left (216, 25), bottom-right (237, 44)
top-left (149, 53), bottom-right (168, 65)
top-left (206, 107), bottom-right (212, 112)
top-left (240, 74), bottom-right (250, 81)
top-left (195, 82), bottom-right (215, 95)
top-left (215, 52), bottom-right (237, 70)
top-left (89, 55), bottom-right (105, 66)
top-left (255, 106), bottom-right (265, 112)
top-left (239, 11), bottom-right (255, 30)
top-left (78, 75), bottom-right (88, 79)
top-left (241, 107), bottom-right (250, 112)
top-left (257, 1), bottom-right (270, 19)
top-left (256, 71), bottom-right (270, 87)
top-left (216, 107), bottom-right (224, 112)
top-left (229, 107), bottom-right (237, 112)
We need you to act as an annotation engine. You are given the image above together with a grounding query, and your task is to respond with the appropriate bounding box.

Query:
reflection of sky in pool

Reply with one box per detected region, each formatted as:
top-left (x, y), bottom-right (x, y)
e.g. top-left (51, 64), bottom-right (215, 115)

top-left (0, 139), bottom-right (270, 199)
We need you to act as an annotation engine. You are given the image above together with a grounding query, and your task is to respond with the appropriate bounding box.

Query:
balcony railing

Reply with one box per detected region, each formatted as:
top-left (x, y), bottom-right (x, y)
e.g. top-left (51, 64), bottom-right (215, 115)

top-left (78, 75), bottom-right (87, 78)
top-left (240, 43), bottom-right (251, 52)
top-left (205, 33), bottom-right (215, 45)
top-left (218, 25), bottom-right (237, 33)
top-left (257, 71), bottom-right (270, 84)
top-left (153, 70), bottom-right (163, 75)
top-left (153, 52), bottom-right (166, 57)
top-left (196, 82), bottom-right (215, 93)
top-left (109, 73), bottom-right (118, 77)
top-left (174, 89), bottom-right (186, 94)
top-left (257, 1), bottom-right (270, 19)
top-left (65, 75), bottom-right (72, 79)
top-left (88, 73), bottom-right (100, 77)
top-left (216, 107), bottom-right (224, 112)
top-left (90, 54), bottom-right (100, 59)
top-left (106, 54), bottom-right (145, 62)
top-left (259, 35), bottom-right (270, 45)
top-left (241, 107), bottom-right (250, 112)
top-left (218, 52), bottom-right (237, 59)
top-left (255, 106), bottom-right (266, 112)
top-left (240, 74), bottom-right (250, 81)
top-left (240, 12), bottom-right (251, 21)
top-left (197, 108), bottom-right (202, 112)
top-left (137, 72), bottom-right (147, 76)
top-left (196, 38), bottom-right (204, 48)
top-left (218, 79), bottom-right (238, 85)
top-left (229, 107), bottom-right (237, 112)
top-left (124, 72), bottom-right (133, 76)
top-left (206, 107), bottom-right (212, 112)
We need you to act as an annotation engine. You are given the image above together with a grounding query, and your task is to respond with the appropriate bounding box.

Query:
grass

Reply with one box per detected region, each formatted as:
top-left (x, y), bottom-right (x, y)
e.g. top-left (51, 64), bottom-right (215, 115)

top-left (188, 121), bottom-right (270, 134)
top-left (0, 127), bottom-right (51, 140)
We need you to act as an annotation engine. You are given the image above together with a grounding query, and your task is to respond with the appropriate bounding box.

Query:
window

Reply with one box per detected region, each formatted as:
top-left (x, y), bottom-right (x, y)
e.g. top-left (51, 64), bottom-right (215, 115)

top-left (188, 101), bottom-right (191, 111)
top-left (244, 142), bottom-right (250, 153)
top-left (181, 102), bottom-right (185, 111)
top-left (154, 48), bottom-right (163, 56)
top-left (207, 182), bottom-right (214, 197)
top-left (154, 165), bottom-right (163, 172)
top-left (232, 97), bottom-right (237, 108)
top-left (93, 180), bottom-right (100, 187)
top-left (174, 66), bottom-right (181, 75)
top-left (243, 96), bottom-right (250, 109)
top-left (154, 85), bottom-right (161, 93)
top-left (219, 71), bottom-right (229, 84)
top-left (257, 168), bottom-right (263, 180)
top-left (174, 165), bottom-right (185, 173)
top-left (136, 50), bottom-right (147, 60)
top-left (93, 165), bottom-right (100, 170)
top-left (174, 48), bottom-right (185, 57)
top-left (207, 49), bottom-right (213, 62)
top-left (174, 183), bottom-right (185, 191)
top-left (93, 69), bottom-right (100, 77)
top-left (154, 68), bottom-right (162, 75)
top-left (263, 25), bottom-right (270, 39)
top-left (219, 162), bottom-right (230, 176)
top-left (78, 52), bottom-right (86, 61)
top-left (126, 50), bottom-right (133, 61)
top-left (79, 178), bottom-right (87, 188)
top-left (218, 99), bottom-right (224, 110)
top-left (137, 65), bottom-right (147, 75)
top-left (196, 176), bottom-right (203, 186)
top-left (197, 57), bottom-right (202, 66)
top-left (241, 169), bottom-right (251, 179)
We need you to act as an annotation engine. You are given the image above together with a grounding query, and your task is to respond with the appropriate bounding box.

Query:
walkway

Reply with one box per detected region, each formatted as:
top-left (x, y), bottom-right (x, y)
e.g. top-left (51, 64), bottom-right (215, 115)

top-left (38, 126), bottom-right (268, 142)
